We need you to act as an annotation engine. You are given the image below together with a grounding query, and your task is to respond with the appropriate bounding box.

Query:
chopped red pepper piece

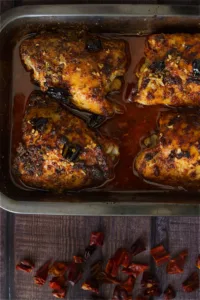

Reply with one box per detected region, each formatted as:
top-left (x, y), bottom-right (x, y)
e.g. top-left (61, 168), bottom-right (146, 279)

top-left (112, 285), bottom-right (128, 300)
top-left (49, 262), bottom-right (68, 276)
top-left (141, 271), bottom-right (161, 296)
top-left (167, 250), bottom-right (188, 274)
top-left (131, 238), bottom-right (146, 256)
top-left (122, 263), bottom-right (149, 278)
top-left (16, 259), bottom-right (34, 273)
top-left (182, 271), bottom-right (199, 292)
top-left (90, 232), bottom-right (104, 246)
top-left (113, 248), bottom-right (132, 268)
top-left (105, 258), bottom-right (119, 278)
top-left (49, 276), bottom-right (66, 290)
top-left (196, 254), bottom-right (200, 269)
top-left (52, 288), bottom-right (66, 298)
top-left (34, 260), bottom-right (51, 285)
top-left (164, 285), bottom-right (176, 300)
top-left (96, 271), bottom-right (121, 284)
top-left (73, 256), bottom-right (84, 264)
top-left (68, 262), bottom-right (83, 286)
top-left (81, 278), bottom-right (99, 294)
top-left (120, 276), bottom-right (135, 293)
top-left (151, 244), bottom-right (170, 266)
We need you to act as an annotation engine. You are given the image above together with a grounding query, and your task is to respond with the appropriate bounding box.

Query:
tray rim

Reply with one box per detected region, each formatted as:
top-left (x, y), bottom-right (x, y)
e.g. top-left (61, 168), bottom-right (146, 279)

top-left (1, 4), bottom-right (200, 215)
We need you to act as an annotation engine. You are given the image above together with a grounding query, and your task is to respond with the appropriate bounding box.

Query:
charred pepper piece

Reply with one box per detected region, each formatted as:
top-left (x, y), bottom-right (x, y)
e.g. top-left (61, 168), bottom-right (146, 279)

top-left (182, 271), bottom-right (199, 293)
top-left (113, 248), bottom-right (132, 268)
top-left (81, 278), bottom-right (99, 294)
top-left (141, 271), bottom-right (161, 297)
top-left (164, 285), bottom-right (176, 300)
top-left (84, 244), bottom-right (97, 261)
top-left (30, 117), bottom-right (48, 132)
top-left (112, 285), bottom-right (129, 300)
top-left (122, 263), bottom-right (149, 278)
top-left (52, 288), bottom-right (67, 298)
top-left (90, 232), bottom-right (104, 246)
top-left (151, 244), bottom-right (170, 266)
top-left (167, 250), bottom-right (188, 274)
top-left (49, 276), bottom-right (66, 290)
top-left (62, 143), bottom-right (81, 162)
top-left (16, 259), bottom-right (34, 273)
top-left (34, 259), bottom-right (52, 285)
top-left (49, 261), bottom-right (68, 276)
top-left (105, 258), bottom-right (119, 278)
top-left (86, 38), bottom-right (102, 52)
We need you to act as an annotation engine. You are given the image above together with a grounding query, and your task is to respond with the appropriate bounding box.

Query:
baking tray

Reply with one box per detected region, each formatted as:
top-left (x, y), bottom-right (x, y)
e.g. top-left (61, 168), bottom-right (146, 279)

top-left (0, 4), bottom-right (200, 215)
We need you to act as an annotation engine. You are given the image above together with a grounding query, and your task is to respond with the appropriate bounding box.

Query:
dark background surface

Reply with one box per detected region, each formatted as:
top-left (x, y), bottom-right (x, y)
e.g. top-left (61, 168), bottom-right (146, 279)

top-left (0, 1), bottom-right (200, 300)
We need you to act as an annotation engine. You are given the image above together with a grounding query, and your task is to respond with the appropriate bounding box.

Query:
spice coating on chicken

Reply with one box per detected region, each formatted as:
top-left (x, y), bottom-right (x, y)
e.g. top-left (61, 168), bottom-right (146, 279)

top-left (135, 34), bottom-right (200, 106)
top-left (13, 91), bottom-right (119, 191)
top-left (20, 32), bottom-right (127, 116)
top-left (135, 112), bottom-right (200, 188)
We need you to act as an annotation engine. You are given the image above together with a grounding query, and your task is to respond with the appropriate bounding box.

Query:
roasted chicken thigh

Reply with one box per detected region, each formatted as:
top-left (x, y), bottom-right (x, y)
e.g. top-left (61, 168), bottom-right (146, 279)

top-left (20, 32), bottom-right (127, 116)
top-left (135, 34), bottom-right (200, 106)
top-left (13, 91), bottom-right (119, 191)
top-left (135, 112), bottom-right (200, 188)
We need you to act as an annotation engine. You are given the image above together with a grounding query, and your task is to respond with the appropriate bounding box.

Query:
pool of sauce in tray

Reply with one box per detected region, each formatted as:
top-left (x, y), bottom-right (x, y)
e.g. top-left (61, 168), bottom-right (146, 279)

top-left (11, 35), bottom-right (164, 191)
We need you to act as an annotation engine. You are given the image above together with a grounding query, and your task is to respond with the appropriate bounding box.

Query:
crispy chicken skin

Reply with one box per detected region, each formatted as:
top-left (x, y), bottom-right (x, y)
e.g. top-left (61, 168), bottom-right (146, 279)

top-left (13, 91), bottom-right (119, 191)
top-left (135, 34), bottom-right (200, 106)
top-left (135, 112), bottom-right (200, 188)
top-left (20, 32), bottom-right (127, 116)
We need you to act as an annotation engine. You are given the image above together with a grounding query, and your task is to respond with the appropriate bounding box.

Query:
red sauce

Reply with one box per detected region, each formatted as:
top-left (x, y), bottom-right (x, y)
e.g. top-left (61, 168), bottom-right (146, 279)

top-left (11, 35), bottom-right (163, 191)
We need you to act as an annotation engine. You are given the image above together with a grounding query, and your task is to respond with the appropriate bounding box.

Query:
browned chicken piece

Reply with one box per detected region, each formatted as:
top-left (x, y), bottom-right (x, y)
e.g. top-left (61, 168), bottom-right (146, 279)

top-left (135, 33), bottom-right (200, 106)
top-left (13, 91), bottom-right (119, 192)
top-left (20, 31), bottom-right (127, 116)
top-left (135, 112), bottom-right (200, 188)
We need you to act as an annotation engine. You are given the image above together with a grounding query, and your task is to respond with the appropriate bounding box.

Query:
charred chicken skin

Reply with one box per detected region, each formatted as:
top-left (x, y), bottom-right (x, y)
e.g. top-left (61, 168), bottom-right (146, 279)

top-left (135, 112), bottom-right (200, 188)
top-left (135, 33), bottom-right (200, 106)
top-left (20, 32), bottom-right (127, 116)
top-left (13, 91), bottom-right (119, 191)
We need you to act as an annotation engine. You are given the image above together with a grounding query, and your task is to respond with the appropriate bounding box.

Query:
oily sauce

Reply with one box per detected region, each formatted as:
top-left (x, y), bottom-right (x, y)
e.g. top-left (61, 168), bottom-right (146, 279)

top-left (11, 35), bottom-right (163, 191)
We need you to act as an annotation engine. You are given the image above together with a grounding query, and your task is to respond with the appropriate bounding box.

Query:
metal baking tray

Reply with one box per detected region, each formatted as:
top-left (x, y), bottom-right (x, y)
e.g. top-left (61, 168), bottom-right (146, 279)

top-left (1, 4), bottom-right (200, 215)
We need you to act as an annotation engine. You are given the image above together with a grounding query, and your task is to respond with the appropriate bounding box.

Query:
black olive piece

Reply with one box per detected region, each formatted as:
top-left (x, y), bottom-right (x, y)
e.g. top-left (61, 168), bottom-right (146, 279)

top-left (192, 59), bottom-right (200, 77)
top-left (86, 38), bottom-right (102, 52)
top-left (149, 60), bottom-right (165, 72)
top-left (84, 245), bottom-right (97, 261)
top-left (30, 117), bottom-right (48, 131)
top-left (62, 143), bottom-right (81, 162)
top-left (47, 87), bottom-right (72, 105)
top-left (87, 114), bottom-right (105, 128)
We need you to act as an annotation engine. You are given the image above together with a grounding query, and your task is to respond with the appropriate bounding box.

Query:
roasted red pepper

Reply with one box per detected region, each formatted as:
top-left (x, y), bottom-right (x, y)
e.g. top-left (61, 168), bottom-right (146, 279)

top-left (113, 248), bottom-right (132, 268)
top-left (120, 276), bottom-right (135, 293)
top-left (73, 256), bottom-right (84, 264)
top-left (112, 285), bottom-right (128, 300)
top-left (49, 276), bottom-right (66, 290)
top-left (150, 244), bottom-right (170, 266)
top-left (164, 285), bottom-right (176, 300)
top-left (34, 260), bottom-right (51, 285)
top-left (122, 263), bottom-right (149, 278)
top-left (68, 262), bottom-right (83, 286)
top-left (141, 271), bottom-right (161, 297)
top-left (52, 288), bottom-right (66, 298)
top-left (196, 254), bottom-right (200, 269)
top-left (90, 232), bottom-right (104, 246)
top-left (182, 271), bottom-right (199, 292)
top-left (167, 250), bottom-right (188, 274)
top-left (131, 238), bottom-right (146, 256)
top-left (49, 262), bottom-right (68, 276)
top-left (16, 259), bottom-right (34, 273)
top-left (105, 258), bottom-right (119, 278)
top-left (81, 278), bottom-right (99, 294)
